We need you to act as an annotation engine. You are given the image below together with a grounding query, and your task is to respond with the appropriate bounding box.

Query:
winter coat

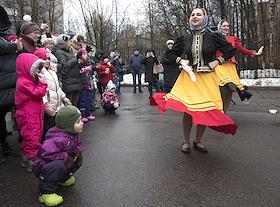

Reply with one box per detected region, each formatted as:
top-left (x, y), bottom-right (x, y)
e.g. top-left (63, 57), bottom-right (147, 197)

top-left (141, 56), bottom-right (159, 83)
top-left (54, 43), bottom-right (74, 80)
top-left (162, 48), bottom-right (180, 89)
top-left (61, 58), bottom-right (82, 93)
top-left (42, 67), bottom-right (66, 112)
top-left (79, 59), bottom-right (93, 89)
top-left (129, 54), bottom-right (143, 72)
top-left (101, 88), bottom-right (119, 106)
top-left (32, 127), bottom-right (82, 176)
top-left (98, 62), bottom-right (116, 86)
top-left (15, 53), bottom-right (47, 158)
top-left (0, 36), bottom-right (17, 108)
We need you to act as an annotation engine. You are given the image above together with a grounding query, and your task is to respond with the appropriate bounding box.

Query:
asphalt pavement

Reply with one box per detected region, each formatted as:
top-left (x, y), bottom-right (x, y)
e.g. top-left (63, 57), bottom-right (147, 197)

top-left (0, 87), bottom-right (280, 207)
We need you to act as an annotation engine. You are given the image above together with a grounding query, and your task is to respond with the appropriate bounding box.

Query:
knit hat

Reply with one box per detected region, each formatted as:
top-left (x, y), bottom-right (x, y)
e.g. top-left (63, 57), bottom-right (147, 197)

top-left (55, 106), bottom-right (82, 134)
top-left (107, 80), bottom-right (116, 90)
top-left (42, 38), bottom-right (54, 46)
top-left (7, 34), bottom-right (17, 42)
top-left (0, 6), bottom-right (11, 31)
top-left (20, 22), bottom-right (40, 35)
top-left (56, 34), bottom-right (69, 45)
top-left (166, 39), bottom-right (174, 45)
top-left (34, 48), bottom-right (50, 60)
top-left (77, 48), bottom-right (88, 59)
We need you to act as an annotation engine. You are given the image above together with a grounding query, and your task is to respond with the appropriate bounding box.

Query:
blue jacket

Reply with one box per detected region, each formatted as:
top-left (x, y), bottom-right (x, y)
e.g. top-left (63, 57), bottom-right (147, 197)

top-left (129, 54), bottom-right (143, 71)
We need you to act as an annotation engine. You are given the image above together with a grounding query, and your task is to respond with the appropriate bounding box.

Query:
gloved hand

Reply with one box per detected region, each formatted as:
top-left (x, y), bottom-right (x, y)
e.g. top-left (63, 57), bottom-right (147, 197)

top-left (179, 59), bottom-right (196, 81)
top-left (113, 102), bottom-right (120, 108)
top-left (255, 46), bottom-right (264, 56)
top-left (44, 103), bottom-right (56, 117)
top-left (63, 97), bottom-right (72, 106)
top-left (65, 152), bottom-right (80, 170)
top-left (105, 68), bottom-right (110, 74)
top-left (37, 73), bottom-right (46, 83)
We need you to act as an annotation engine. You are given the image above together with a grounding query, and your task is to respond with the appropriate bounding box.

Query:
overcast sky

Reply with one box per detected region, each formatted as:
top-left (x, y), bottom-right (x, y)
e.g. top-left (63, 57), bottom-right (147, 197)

top-left (64, 0), bottom-right (145, 33)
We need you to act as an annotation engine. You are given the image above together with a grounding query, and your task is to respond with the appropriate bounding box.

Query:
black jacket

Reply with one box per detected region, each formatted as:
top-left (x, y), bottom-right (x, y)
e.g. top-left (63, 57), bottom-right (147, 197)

top-left (167, 30), bottom-right (236, 70)
top-left (0, 36), bottom-right (17, 108)
top-left (162, 48), bottom-right (180, 90)
top-left (61, 58), bottom-right (82, 93)
top-left (141, 56), bottom-right (159, 83)
top-left (54, 43), bottom-right (74, 80)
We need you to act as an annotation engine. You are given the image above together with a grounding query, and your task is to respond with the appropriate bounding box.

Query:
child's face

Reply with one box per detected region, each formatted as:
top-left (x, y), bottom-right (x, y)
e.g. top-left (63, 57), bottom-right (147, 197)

top-left (103, 58), bottom-right (109, 63)
top-left (81, 53), bottom-right (88, 61)
top-left (44, 60), bottom-right (51, 69)
top-left (34, 62), bottom-right (44, 77)
top-left (74, 117), bottom-right (84, 134)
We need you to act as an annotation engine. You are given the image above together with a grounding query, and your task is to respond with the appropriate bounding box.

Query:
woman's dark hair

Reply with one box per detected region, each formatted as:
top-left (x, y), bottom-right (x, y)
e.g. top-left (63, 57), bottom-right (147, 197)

top-left (144, 49), bottom-right (156, 57)
top-left (102, 56), bottom-right (109, 61)
top-left (77, 35), bottom-right (84, 42)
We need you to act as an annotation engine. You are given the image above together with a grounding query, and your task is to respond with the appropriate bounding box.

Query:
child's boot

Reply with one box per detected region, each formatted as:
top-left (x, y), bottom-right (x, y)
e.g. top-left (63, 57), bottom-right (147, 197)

top-left (39, 193), bottom-right (63, 206)
top-left (61, 176), bottom-right (76, 186)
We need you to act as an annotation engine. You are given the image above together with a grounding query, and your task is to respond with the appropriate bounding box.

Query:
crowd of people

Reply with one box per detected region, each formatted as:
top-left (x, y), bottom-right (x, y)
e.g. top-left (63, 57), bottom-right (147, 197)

top-left (0, 5), bottom-right (262, 207)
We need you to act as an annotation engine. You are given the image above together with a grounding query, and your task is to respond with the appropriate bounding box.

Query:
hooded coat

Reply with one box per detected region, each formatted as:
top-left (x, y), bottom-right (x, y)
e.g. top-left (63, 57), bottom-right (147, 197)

top-left (98, 62), bottom-right (116, 86)
top-left (15, 53), bottom-right (47, 159)
top-left (32, 127), bottom-right (82, 176)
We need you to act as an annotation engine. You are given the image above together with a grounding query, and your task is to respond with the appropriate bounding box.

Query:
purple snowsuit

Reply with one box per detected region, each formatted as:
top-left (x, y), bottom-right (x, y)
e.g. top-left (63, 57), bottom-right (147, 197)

top-left (32, 127), bottom-right (82, 194)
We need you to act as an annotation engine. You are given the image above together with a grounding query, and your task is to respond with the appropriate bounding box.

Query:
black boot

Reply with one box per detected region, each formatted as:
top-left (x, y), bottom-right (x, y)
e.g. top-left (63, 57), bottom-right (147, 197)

top-left (2, 142), bottom-right (19, 157)
top-left (0, 143), bottom-right (5, 165)
top-left (237, 89), bottom-right (253, 101)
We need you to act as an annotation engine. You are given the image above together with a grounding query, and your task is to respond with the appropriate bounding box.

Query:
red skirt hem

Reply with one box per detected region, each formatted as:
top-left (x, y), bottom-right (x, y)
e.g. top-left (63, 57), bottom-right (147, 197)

top-left (152, 93), bottom-right (237, 135)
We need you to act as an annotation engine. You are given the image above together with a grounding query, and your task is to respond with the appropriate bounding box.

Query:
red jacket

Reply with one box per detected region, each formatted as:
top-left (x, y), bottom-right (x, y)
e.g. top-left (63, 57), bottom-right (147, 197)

top-left (216, 35), bottom-right (255, 64)
top-left (98, 62), bottom-right (116, 85)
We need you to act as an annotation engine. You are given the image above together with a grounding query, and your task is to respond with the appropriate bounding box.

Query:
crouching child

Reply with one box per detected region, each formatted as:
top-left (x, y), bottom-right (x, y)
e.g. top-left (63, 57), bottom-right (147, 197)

top-left (32, 106), bottom-right (83, 207)
top-left (101, 80), bottom-right (120, 114)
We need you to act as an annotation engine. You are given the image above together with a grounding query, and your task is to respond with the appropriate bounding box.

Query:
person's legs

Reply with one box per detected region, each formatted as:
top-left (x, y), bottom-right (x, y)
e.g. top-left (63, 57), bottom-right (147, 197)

top-left (137, 72), bottom-right (142, 92)
top-left (148, 82), bottom-right (153, 98)
top-left (86, 90), bottom-right (95, 121)
top-left (103, 103), bottom-right (110, 114)
top-left (38, 160), bottom-right (66, 206)
top-left (0, 142), bottom-right (5, 165)
top-left (220, 86), bottom-right (233, 113)
top-left (79, 90), bottom-right (87, 118)
top-left (194, 125), bottom-right (208, 153)
top-left (0, 108), bottom-right (14, 155)
top-left (0, 109), bottom-right (7, 147)
top-left (17, 112), bottom-right (42, 161)
top-left (181, 113), bottom-right (192, 153)
top-left (86, 90), bottom-right (92, 116)
top-left (132, 71), bottom-right (137, 92)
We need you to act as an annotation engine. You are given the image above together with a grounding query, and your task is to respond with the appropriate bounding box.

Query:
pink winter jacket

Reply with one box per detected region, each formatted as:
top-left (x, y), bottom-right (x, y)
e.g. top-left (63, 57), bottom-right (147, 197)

top-left (15, 53), bottom-right (47, 159)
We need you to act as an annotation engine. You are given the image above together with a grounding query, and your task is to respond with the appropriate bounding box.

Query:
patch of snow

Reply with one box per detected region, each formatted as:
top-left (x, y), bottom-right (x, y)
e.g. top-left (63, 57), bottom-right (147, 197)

top-left (241, 78), bottom-right (280, 87)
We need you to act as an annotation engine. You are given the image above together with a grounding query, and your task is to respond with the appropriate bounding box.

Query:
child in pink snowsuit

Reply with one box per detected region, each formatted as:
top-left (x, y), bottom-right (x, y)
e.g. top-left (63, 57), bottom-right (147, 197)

top-left (15, 53), bottom-right (47, 170)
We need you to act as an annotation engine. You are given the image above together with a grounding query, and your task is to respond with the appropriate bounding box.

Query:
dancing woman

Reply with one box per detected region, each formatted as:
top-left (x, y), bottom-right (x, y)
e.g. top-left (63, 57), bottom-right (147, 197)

top-left (153, 8), bottom-right (237, 153)
top-left (216, 19), bottom-right (261, 111)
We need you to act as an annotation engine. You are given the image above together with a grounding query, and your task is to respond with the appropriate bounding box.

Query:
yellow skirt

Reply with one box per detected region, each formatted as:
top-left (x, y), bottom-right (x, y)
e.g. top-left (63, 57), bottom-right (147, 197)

top-left (215, 62), bottom-right (244, 91)
top-left (168, 70), bottom-right (223, 111)
top-left (153, 70), bottom-right (237, 135)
